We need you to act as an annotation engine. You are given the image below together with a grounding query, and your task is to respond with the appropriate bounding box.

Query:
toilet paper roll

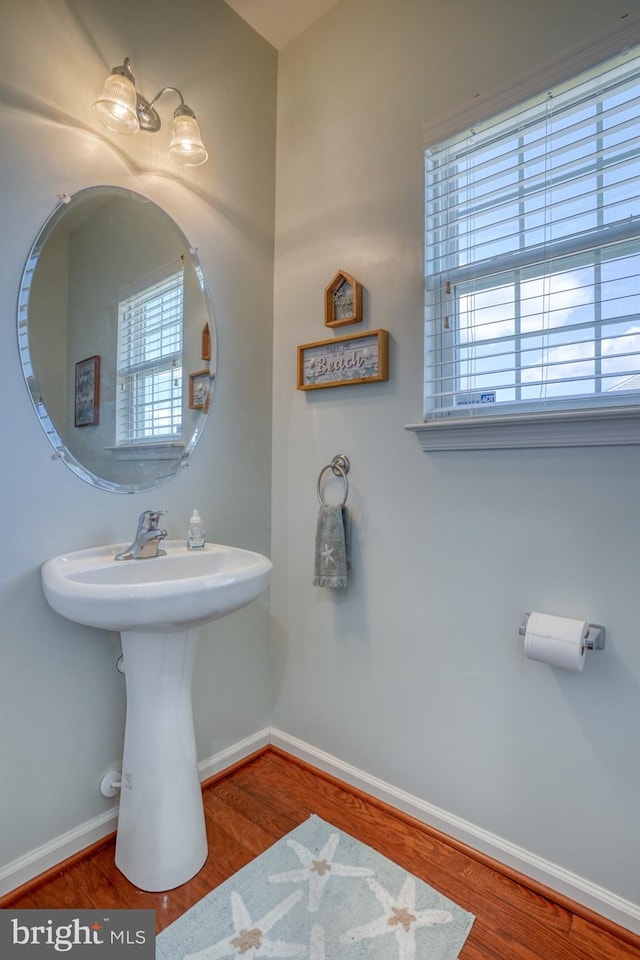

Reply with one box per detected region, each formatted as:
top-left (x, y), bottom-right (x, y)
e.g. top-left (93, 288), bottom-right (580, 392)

top-left (524, 611), bottom-right (588, 672)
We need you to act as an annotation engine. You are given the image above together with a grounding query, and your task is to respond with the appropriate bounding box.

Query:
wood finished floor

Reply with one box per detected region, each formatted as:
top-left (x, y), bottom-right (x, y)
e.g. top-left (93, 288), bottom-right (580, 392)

top-left (5, 748), bottom-right (640, 959)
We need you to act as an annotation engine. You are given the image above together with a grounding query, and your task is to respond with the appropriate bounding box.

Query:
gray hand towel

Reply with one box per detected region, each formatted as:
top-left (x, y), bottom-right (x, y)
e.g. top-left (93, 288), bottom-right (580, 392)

top-left (313, 504), bottom-right (350, 588)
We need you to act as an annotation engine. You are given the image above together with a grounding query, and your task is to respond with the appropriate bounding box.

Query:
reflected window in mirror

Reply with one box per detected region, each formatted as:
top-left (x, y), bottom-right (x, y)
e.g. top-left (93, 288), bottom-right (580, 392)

top-left (117, 265), bottom-right (184, 447)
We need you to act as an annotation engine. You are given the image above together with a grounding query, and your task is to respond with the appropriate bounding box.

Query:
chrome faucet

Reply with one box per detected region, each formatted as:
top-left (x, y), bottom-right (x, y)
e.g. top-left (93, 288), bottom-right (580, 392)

top-left (115, 510), bottom-right (168, 560)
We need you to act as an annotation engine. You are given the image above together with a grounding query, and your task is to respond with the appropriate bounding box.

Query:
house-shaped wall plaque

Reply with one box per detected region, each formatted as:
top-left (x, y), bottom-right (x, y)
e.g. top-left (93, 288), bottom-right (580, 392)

top-left (324, 269), bottom-right (363, 327)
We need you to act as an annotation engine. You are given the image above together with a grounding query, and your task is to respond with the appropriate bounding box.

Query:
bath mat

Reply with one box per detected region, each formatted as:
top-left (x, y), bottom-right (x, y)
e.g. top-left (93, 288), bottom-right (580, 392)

top-left (157, 814), bottom-right (474, 959)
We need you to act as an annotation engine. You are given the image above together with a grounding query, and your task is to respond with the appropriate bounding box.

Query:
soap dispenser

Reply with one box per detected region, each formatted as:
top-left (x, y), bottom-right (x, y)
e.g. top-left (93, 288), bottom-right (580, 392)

top-left (186, 509), bottom-right (206, 549)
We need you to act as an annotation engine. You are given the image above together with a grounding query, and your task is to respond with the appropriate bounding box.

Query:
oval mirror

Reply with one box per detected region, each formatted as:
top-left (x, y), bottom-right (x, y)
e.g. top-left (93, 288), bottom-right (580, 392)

top-left (17, 186), bottom-right (216, 493)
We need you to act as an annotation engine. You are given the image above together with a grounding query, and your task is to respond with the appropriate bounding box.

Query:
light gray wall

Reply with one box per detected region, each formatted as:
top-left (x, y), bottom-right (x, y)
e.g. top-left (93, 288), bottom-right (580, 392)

top-left (271, 0), bottom-right (640, 911)
top-left (0, 0), bottom-right (275, 869)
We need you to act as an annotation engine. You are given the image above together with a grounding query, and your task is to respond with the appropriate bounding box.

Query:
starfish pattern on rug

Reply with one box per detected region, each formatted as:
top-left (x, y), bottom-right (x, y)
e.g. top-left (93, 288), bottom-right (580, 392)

top-left (308, 925), bottom-right (325, 960)
top-left (339, 875), bottom-right (453, 960)
top-left (183, 889), bottom-right (306, 959)
top-left (268, 833), bottom-right (374, 912)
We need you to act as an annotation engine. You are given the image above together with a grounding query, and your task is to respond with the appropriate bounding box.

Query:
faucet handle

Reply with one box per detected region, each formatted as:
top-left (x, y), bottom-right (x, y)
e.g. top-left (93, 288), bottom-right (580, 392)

top-left (139, 509), bottom-right (167, 530)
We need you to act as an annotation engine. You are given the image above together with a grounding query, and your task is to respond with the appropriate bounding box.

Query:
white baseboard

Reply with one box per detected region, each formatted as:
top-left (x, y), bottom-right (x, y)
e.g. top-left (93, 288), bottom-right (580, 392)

top-left (0, 728), bottom-right (270, 899)
top-left (3, 724), bottom-right (639, 937)
top-left (270, 727), bottom-right (640, 936)
top-left (198, 728), bottom-right (270, 782)
top-left (0, 809), bottom-right (119, 899)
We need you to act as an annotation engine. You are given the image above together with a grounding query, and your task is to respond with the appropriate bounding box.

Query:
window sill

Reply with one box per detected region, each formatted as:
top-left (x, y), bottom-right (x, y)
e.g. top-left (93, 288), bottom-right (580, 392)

top-left (106, 442), bottom-right (184, 461)
top-left (405, 406), bottom-right (640, 451)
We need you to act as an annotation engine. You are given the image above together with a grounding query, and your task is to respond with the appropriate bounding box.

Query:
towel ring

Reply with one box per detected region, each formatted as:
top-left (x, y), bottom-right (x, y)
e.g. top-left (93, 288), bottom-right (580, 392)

top-left (317, 454), bottom-right (350, 506)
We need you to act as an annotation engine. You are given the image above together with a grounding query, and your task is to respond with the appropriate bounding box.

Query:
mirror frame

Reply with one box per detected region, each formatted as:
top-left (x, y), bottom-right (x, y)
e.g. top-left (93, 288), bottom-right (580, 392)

top-left (17, 187), bottom-right (216, 494)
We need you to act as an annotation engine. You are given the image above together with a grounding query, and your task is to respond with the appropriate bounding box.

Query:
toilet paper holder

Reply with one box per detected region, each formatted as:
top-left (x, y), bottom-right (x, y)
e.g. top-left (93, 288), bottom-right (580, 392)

top-left (518, 613), bottom-right (605, 650)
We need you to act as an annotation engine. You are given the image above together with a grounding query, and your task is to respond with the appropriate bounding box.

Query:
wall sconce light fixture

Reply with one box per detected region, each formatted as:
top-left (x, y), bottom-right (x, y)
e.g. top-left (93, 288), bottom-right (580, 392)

top-left (93, 58), bottom-right (208, 166)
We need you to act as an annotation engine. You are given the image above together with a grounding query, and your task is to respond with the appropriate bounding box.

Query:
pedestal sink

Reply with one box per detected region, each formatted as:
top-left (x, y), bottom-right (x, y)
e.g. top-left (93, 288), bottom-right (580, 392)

top-left (41, 541), bottom-right (272, 892)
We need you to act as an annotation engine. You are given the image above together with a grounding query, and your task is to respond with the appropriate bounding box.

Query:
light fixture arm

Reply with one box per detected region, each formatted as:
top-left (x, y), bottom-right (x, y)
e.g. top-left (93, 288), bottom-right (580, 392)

top-left (117, 57), bottom-right (136, 83)
top-left (137, 84), bottom-right (196, 133)
top-left (147, 86), bottom-right (186, 112)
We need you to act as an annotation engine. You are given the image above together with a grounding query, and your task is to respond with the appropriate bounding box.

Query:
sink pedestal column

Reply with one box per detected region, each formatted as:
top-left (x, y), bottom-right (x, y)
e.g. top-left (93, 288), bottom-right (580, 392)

top-left (115, 627), bottom-right (207, 891)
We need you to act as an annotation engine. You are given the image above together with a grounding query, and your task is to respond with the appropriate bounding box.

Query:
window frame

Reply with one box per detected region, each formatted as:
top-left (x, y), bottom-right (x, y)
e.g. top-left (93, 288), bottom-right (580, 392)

top-left (407, 15), bottom-right (640, 450)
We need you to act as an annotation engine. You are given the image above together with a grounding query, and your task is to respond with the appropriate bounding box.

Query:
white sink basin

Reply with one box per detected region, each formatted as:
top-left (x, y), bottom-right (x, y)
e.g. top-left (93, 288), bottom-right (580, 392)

top-left (41, 540), bottom-right (272, 632)
top-left (40, 539), bottom-right (272, 892)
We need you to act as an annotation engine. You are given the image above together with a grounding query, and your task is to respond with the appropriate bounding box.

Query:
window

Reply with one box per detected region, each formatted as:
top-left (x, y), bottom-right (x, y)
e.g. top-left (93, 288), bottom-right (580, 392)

top-left (116, 267), bottom-right (184, 446)
top-left (425, 45), bottom-right (640, 428)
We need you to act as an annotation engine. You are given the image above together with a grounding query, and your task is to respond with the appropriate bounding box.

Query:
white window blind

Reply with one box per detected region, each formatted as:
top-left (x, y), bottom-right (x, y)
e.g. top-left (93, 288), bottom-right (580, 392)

top-left (425, 46), bottom-right (640, 420)
top-left (117, 267), bottom-right (184, 445)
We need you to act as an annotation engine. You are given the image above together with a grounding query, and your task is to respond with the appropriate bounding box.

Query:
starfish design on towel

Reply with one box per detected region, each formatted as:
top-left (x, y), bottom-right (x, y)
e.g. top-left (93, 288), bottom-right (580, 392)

top-left (339, 875), bottom-right (453, 960)
top-left (320, 543), bottom-right (334, 563)
top-left (183, 889), bottom-right (305, 959)
top-left (269, 833), bottom-right (374, 912)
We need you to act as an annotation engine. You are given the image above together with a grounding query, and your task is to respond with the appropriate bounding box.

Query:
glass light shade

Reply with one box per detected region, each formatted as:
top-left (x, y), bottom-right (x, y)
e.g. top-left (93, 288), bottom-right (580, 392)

top-left (168, 113), bottom-right (208, 166)
top-left (93, 73), bottom-right (139, 134)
